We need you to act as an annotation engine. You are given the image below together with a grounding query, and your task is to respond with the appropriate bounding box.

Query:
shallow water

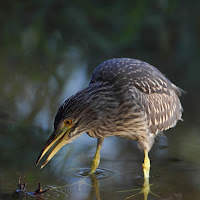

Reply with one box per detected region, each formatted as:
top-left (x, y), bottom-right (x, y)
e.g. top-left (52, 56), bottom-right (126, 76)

top-left (1, 121), bottom-right (200, 200)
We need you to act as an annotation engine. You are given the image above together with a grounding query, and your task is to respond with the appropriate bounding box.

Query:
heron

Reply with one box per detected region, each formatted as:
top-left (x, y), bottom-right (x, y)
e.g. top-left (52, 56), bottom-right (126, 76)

top-left (36, 58), bottom-right (183, 180)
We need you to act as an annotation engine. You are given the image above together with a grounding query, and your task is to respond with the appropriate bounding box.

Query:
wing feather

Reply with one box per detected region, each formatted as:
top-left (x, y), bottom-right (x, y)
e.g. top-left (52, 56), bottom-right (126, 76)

top-left (90, 58), bottom-right (183, 135)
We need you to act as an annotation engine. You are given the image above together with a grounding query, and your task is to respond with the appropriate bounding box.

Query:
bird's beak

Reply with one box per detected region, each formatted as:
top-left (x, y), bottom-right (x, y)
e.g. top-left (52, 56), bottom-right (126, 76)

top-left (36, 127), bottom-right (73, 169)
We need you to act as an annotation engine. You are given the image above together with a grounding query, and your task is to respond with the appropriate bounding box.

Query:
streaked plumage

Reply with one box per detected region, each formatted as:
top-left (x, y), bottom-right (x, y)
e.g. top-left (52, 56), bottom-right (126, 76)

top-left (53, 58), bottom-right (183, 150)
top-left (88, 58), bottom-right (183, 150)
top-left (36, 58), bottom-right (183, 182)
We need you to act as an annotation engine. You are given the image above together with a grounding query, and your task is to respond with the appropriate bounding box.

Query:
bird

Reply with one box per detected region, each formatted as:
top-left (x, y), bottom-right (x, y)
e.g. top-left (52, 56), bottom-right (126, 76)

top-left (36, 58), bottom-right (183, 179)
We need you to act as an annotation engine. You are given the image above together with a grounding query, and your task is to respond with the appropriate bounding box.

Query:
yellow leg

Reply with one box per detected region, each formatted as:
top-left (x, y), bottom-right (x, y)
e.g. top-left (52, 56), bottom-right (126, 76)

top-left (117, 151), bottom-right (159, 200)
top-left (142, 150), bottom-right (150, 178)
top-left (90, 138), bottom-right (104, 174)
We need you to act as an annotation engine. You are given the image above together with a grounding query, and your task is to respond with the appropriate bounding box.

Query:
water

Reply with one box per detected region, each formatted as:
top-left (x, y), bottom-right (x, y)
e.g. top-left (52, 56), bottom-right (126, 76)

top-left (0, 44), bottom-right (200, 199)
top-left (1, 121), bottom-right (200, 200)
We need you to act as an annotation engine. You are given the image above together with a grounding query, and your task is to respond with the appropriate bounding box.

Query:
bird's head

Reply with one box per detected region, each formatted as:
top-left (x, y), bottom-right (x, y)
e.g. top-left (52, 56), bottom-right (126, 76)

top-left (36, 88), bottom-right (96, 169)
top-left (36, 82), bottom-right (118, 168)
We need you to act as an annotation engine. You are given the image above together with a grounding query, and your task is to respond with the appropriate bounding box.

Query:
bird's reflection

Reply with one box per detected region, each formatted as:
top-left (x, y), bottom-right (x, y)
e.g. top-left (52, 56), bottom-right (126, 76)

top-left (90, 174), bottom-right (101, 200)
top-left (46, 168), bottom-right (158, 200)
top-left (117, 176), bottom-right (155, 200)
top-left (89, 172), bottom-right (156, 200)
top-left (142, 177), bottom-right (152, 200)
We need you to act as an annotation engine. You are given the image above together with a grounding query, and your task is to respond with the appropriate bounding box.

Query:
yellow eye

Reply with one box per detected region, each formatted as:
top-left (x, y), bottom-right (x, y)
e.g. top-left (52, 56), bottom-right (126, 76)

top-left (64, 119), bottom-right (73, 126)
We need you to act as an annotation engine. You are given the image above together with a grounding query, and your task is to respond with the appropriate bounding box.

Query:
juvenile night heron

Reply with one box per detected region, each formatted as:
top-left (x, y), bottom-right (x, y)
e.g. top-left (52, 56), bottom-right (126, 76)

top-left (36, 58), bottom-right (183, 179)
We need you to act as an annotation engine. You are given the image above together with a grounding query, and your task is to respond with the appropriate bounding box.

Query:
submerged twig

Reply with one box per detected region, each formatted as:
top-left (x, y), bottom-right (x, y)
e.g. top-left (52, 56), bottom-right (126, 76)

top-left (13, 173), bottom-right (49, 197)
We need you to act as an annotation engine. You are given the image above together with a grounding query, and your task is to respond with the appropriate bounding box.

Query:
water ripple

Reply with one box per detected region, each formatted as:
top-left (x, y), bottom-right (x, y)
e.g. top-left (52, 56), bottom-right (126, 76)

top-left (67, 167), bottom-right (115, 180)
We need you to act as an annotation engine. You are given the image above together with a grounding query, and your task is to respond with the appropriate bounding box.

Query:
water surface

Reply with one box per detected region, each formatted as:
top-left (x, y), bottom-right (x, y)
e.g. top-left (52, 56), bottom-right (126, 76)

top-left (1, 121), bottom-right (200, 200)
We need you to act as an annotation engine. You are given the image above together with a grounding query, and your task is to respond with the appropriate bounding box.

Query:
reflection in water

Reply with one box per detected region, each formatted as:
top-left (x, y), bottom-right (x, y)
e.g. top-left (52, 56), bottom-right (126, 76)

top-left (65, 168), bottom-right (113, 200)
top-left (42, 169), bottom-right (102, 200)
top-left (48, 169), bottom-right (103, 200)
top-left (117, 176), bottom-right (159, 200)
top-left (50, 168), bottom-right (158, 200)
top-left (1, 128), bottom-right (200, 200)
top-left (47, 167), bottom-right (156, 200)
top-left (91, 174), bottom-right (101, 200)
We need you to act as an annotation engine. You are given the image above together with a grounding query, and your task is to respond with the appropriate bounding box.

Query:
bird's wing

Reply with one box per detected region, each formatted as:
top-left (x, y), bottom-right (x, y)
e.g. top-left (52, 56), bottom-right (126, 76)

top-left (90, 58), bottom-right (183, 134)
top-left (90, 58), bottom-right (181, 96)
top-left (144, 90), bottom-right (183, 134)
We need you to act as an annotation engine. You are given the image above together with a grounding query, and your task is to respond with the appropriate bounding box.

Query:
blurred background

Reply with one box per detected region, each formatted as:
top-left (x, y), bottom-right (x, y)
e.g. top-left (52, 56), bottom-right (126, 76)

top-left (0, 1), bottom-right (200, 200)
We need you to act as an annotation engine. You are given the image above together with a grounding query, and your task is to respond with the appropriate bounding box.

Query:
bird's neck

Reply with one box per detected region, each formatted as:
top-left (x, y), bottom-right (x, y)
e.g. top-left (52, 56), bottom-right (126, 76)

top-left (73, 82), bottom-right (116, 131)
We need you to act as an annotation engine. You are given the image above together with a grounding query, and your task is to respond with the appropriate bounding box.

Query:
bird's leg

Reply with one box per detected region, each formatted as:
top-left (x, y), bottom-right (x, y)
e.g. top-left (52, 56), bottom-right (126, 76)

top-left (117, 150), bottom-right (159, 199)
top-left (142, 150), bottom-right (150, 178)
top-left (117, 149), bottom-right (160, 200)
top-left (90, 138), bottom-right (104, 174)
